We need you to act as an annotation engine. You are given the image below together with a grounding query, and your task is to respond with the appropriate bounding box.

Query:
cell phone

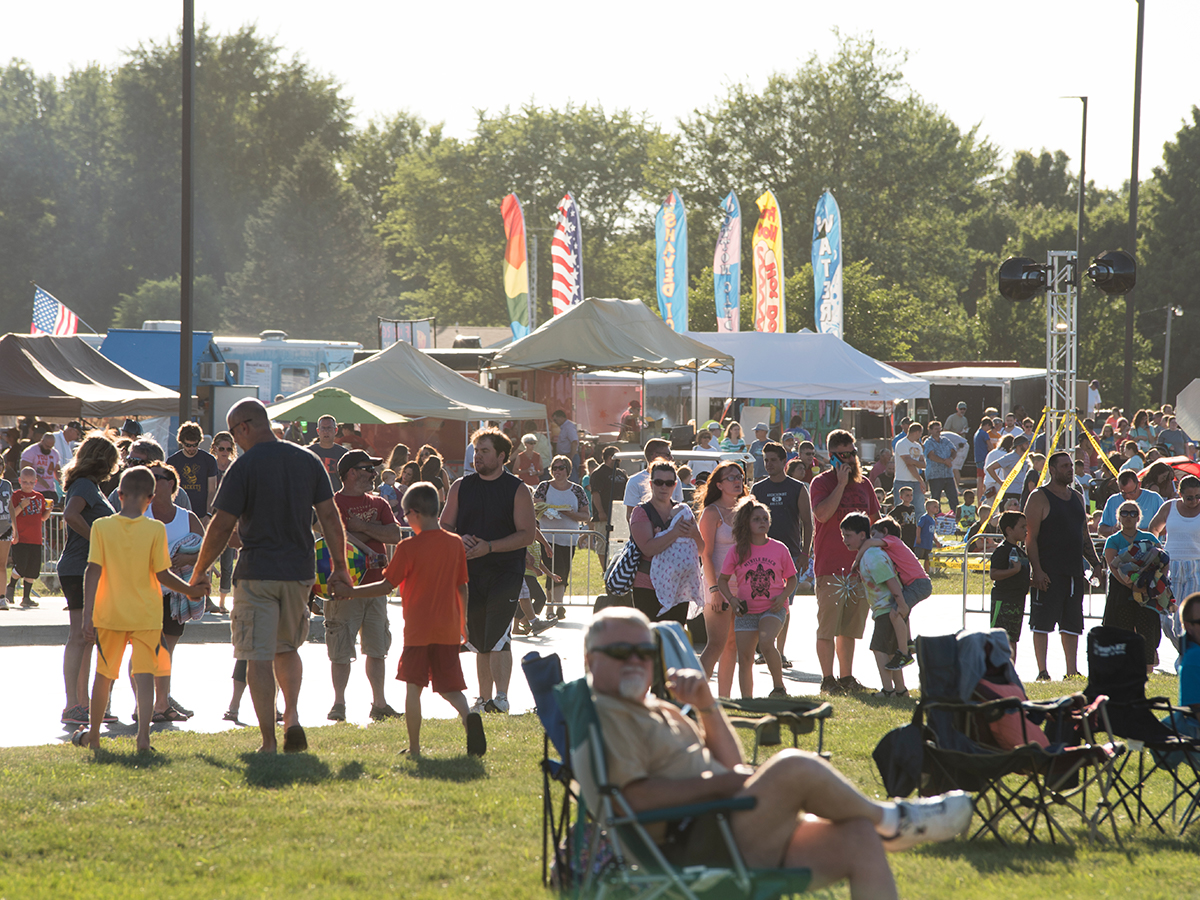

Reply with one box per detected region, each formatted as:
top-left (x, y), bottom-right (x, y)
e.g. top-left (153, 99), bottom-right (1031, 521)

top-left (830, 455), bottom-right (841, 469)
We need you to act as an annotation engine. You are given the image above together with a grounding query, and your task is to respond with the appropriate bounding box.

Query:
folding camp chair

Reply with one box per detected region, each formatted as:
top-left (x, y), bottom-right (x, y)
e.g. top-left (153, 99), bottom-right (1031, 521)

top-left (652, 621), bottom-right (833, 764)
top-left (1083, 626), bottom-right (1200, 836)
top-left (884, 630), bottom-right (1124, 846)
top-left (555, 675), bottom-right (811, 900)
top-left (522, 651), bottom-right (578, 889)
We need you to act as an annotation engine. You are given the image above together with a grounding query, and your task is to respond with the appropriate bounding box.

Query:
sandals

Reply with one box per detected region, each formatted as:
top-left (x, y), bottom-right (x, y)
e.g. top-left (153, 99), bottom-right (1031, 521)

top-left (151, 707), bottom-right (188, 723)
top-left (873, 688), bottom-right (910, 698)
top-left (513, 618), bottom-right (532, 636)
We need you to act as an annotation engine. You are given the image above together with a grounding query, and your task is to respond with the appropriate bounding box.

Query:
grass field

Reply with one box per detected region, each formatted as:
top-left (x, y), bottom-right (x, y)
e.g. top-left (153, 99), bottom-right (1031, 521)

top-left (2, 675), bottom-right (1198, 899)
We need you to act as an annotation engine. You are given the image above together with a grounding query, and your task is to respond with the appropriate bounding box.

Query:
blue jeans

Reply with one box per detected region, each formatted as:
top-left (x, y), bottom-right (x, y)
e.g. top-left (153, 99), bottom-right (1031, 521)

top-left (893, 480), bottom-right (925, 513)
top-left (926, 477), bottom-right (958, 511)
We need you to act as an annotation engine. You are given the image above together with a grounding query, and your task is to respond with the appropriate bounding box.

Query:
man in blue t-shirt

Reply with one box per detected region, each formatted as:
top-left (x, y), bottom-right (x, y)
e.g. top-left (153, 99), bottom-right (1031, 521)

top-left (1097, 470), bottom-right (1164, 537)
top-left (190, 399), bottom-right (352, 755)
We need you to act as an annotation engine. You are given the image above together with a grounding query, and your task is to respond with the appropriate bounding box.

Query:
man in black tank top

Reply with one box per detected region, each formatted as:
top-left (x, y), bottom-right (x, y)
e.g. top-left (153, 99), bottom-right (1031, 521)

top-left (1025, 451), bottom-right (1102, 680)
top-left (752, 442), bottom-right (813, 665)
top-left (441, 428), bottom-right (536, 713)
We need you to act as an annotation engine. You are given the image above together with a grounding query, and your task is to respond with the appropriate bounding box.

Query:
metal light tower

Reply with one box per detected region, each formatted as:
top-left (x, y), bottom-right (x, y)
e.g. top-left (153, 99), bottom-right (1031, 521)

top-left (1044, 251), bottom-right (1079, 454)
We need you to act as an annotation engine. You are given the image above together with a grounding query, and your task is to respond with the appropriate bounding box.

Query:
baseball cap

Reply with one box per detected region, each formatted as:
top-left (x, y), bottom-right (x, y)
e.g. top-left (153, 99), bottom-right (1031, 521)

top-left (707, 421), bottom-right (722, 432)
top-left (754, 423), bottom-right (768, 433)
top-left (957, 402), bottom-right (967, 410)
top-left (121, 418), bottom-right (143, 437)
top-left (338, 448), bottom-right (383, 478)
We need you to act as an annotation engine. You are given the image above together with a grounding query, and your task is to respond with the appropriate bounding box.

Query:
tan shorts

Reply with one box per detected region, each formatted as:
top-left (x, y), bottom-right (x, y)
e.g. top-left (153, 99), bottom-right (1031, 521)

top-left (815, 574), bottom-right (870, 641)
top-left (231, 579), bottom-right (312, 661)
top-left (324, 596), bottom-right (392, 664)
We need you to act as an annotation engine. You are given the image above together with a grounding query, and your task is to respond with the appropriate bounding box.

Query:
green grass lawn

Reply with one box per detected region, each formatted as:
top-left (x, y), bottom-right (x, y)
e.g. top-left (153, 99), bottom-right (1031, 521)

top-left (2, 681), bottom-right (1197, 899)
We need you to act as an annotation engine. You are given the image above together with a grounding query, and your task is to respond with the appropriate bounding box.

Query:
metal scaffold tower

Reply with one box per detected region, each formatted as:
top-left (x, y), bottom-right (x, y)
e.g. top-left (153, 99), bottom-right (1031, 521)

top-left (1044, 251), bottom-right (1078, 457)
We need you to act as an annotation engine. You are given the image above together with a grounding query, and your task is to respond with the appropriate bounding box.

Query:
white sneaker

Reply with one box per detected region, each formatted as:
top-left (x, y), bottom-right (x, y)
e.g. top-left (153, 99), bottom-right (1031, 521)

top-left (882, 791), bottom-right (972, 851)
top-left (485, 694), bottom-right (510, 713)
top-left (468, 697), bottom-right (487, 714)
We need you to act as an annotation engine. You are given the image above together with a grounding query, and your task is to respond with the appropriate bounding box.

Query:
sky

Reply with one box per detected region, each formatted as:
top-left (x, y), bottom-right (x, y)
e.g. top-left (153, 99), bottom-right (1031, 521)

top-left (4, 0), bottom-right (1197, 193)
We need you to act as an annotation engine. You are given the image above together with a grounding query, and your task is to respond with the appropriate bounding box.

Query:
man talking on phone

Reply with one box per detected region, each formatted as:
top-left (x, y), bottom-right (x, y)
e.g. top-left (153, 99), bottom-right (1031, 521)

top-left (809, 430), bottom-right (880, 695)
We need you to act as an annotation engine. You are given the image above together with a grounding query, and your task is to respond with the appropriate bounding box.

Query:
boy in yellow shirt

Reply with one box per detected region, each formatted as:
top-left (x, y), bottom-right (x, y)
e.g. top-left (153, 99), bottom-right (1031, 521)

top-left (74, 467), bottom-right (209, 752)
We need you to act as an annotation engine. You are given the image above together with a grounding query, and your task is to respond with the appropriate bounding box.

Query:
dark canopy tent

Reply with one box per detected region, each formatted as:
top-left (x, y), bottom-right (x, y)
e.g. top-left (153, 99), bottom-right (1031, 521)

top-left (0, 333), bottom-right (179, 418)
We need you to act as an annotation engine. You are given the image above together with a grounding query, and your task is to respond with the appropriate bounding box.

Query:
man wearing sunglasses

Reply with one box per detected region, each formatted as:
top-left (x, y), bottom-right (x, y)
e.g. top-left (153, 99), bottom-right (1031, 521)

top-left (810, 430), bottom-right (879, 695)
top-left (167, 422), bottom-right (219, 521)
top-left (1097, 469), bottom-right (1164, 538)
top-left (585, 608), bottom-right (971, 897)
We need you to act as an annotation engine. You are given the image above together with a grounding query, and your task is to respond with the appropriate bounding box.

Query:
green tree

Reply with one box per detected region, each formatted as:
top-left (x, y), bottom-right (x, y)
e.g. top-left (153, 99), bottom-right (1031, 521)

top-left (1140, 106), bottom-right (1200, 406)
top-left (223, 139), bottom-right (388, 341)
top-left (112, 274), bottom-right (222, 330)
top-left (672, 33), bottom-right (998, 320)
top-left (378, 104), bottom-right (669, 326)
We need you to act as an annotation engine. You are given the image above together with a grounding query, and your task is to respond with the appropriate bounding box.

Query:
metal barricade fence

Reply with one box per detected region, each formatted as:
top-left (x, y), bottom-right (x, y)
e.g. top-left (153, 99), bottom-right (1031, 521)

top-left (957, 532), bottom-right (1105, 630)
top-left (41, 510), bottom-right (68, 577)
top-left (536, 526), bottom-right (608, 610)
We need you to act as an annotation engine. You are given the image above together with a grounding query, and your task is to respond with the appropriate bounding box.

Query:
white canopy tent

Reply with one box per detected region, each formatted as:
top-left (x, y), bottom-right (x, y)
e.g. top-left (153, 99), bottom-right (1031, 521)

top-left (686, 331), bottom-right (930, 401)
top-left (277, 337), bottom-right (546, 422)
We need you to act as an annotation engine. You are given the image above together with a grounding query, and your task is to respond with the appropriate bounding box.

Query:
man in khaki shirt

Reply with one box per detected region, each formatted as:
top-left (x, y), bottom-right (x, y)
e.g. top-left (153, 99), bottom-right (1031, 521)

top-left (585, 608), bottom-right (971, 899)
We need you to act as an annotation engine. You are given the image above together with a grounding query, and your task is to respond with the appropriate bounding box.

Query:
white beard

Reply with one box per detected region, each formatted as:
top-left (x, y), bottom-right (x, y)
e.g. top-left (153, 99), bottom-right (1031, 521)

top-left (618, 672), bottom-right (650, 700)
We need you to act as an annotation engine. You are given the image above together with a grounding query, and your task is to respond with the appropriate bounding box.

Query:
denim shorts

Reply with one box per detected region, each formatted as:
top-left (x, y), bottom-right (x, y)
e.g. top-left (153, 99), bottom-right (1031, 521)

top-left (734, 608), bottom-right (786, 633)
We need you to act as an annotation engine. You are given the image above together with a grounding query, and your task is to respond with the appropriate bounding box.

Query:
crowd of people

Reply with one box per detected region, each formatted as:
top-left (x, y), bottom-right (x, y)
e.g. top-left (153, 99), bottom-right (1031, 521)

top-left (7, 396), bottom-right (1200, 897)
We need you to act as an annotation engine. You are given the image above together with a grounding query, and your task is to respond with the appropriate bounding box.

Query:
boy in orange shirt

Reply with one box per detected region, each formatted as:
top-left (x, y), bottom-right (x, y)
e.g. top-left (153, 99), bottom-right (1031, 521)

top-left (75, 467), bottom-right (209, 752)
top-left (346, 482), bottom-right (485, 758)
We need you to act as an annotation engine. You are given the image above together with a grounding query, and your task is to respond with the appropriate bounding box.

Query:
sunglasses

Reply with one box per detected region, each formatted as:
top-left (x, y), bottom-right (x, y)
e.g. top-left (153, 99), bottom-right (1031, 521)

top-left (214, 446), bottom-right (233, 453)
top-left (351, 465), bottom-right (376, 473)
top-left (1118, 510), bottom-right (1139, 517)
top-left (551, 465), bottom-right (568, 471)
top-left (590, 642), bottom-right (656, 662)
top-left (181, 441), bottom-right (199, 449)
top-left (153, 473), bottom-right (174, 482)
top-left (1183, 494), bottom-right (1200, 503)
top-left (833, 449), bottom-right (857, 459)
top-left (652, 478), bottom-right (677, 487)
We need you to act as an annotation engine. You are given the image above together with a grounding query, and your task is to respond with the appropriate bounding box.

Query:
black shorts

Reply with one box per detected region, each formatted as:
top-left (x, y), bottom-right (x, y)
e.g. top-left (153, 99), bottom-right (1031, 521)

top-left (1101, 580), bottom-right (1162, 662)
top-left (549, 543), bottom-right (575, 586)
top-left (161, 594), bottom-right (186, 637)
top-left (1029, 573), bottom-right (1085, 635)
top-left (870, 613), bottom-right (900, 655)
top-left (990, 590), bottom-right (1027, 645)
top-left (660, 813), bottom-right (735, 868)
top-left (10, 543), bottom-right (41, 579)
top-left (61, 575), bottom-right (85, 611)
top-left (631, 587), bottom-right (688, 625)
top-left (466, 566), bottom-right (523, 653)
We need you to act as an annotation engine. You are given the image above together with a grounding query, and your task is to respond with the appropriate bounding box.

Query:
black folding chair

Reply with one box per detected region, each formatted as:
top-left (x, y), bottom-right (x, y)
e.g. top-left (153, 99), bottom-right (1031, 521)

top-left (897, 631), bottom-right (1124, 846)
top-left (1083, 626), bottom-right (1200, 835)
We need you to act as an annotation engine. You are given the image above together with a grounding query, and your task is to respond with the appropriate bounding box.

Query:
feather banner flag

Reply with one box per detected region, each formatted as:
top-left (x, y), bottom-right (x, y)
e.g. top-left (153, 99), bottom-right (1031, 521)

top-left (655, 189), bottom-right (688, 332)
top-left (500, 193), bottom-right (531, 340)
top-left (551, 192), bottom-right (583, 316)
top-left (751, 191), bottom-right (785, 333)
top-left (31, 285), bottom-right (79, 336)
top-left (713, 191), bottom-right (741, 332)
top-left (812, 190), bottom-right (843, 338)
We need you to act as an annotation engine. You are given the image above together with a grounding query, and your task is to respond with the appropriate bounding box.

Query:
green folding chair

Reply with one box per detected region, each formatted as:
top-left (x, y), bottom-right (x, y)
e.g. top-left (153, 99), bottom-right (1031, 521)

top-left (554, 677), bottom-right (811, 900)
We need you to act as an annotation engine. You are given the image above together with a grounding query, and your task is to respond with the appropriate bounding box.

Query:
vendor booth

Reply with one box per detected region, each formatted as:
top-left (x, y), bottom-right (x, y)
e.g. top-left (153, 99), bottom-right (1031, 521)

top-left (685, 331), bottom-right (930, 453)
top-left (0, 333), bottom-right (179, 418)
top-left (487, 298), bottom-right (734, 444)
top-left (273, 336), bottom-right (547, 466)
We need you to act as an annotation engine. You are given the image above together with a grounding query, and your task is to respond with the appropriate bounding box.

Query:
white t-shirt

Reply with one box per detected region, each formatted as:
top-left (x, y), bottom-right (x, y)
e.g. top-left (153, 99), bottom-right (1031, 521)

top-left (983, 447), bottom-right (1008, 491)
top-left (554, 419), bottom-right (579, 456)
top-left (537, 482), bottom-right (588, 546)
top-left (690, 446), bottom-right (719, 477)
top-left (624, 469), bottom-right (684, 507)
top-left (893, 437), bottom-right (924, 482)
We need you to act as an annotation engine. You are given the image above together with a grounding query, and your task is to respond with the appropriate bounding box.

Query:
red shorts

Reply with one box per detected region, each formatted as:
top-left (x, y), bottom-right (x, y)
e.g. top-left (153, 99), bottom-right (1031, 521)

top-left (397, 644), bottom-right (467, 693)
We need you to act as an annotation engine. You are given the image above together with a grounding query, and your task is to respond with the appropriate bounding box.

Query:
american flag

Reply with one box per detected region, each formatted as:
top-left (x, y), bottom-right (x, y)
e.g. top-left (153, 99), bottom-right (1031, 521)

top-left (31, 286), bottom-right (79, 336)
top-left (550, 192), bottom-right (583, 316)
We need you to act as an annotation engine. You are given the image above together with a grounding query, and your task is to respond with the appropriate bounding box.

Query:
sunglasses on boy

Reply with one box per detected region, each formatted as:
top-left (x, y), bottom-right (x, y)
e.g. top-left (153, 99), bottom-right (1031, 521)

top-left (589, 642), bottom-right (657, 662)
top-left (652, 477), bottom-right (677, 487)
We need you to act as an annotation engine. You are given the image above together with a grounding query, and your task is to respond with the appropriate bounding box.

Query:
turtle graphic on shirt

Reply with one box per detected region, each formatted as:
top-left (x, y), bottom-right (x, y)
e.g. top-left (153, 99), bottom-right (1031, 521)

top-left (746, 562), bottom-right (776, 601)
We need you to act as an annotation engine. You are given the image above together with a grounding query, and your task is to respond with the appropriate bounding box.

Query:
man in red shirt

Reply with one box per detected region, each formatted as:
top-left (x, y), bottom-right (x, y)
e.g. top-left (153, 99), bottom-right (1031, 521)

top-left (809, 430), bottom-right (880, 695)
top-left (326, 450), bottom-right (404, 722)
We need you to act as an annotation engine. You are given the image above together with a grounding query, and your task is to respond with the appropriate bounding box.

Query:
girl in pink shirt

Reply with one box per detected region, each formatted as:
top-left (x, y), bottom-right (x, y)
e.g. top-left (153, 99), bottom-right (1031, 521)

top-left (718, 499), bottom-right (798, 700)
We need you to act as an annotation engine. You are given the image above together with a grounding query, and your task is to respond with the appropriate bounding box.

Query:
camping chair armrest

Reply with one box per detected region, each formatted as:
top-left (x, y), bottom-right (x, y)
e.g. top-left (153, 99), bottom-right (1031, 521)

top-left (926, 697), bottom-right (1022, 718)
top-left (633, 796), bottom-right (758, 826)
top-left (1021, 693), bottom-right (1086, 715)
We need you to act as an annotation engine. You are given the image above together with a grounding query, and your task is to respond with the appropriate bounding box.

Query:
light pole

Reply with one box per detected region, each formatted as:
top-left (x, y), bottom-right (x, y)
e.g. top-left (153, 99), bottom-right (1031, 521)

top-left (1124, 0), bottom-right (1145, 415)
top-left (1157, 306), bottom-right (1184, 405)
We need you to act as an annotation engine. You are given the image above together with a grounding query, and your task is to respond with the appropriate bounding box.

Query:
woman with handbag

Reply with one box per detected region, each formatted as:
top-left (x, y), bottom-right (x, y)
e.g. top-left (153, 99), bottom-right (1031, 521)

top-left (627, 461), bottom-right (704, 625)
top-left (697, 461), bottom-right (749, 697)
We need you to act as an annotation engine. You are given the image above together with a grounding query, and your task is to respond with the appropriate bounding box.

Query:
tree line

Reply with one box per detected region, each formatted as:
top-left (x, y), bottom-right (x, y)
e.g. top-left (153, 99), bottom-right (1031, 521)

top-left (0, 28), bottom-right (1194, 407)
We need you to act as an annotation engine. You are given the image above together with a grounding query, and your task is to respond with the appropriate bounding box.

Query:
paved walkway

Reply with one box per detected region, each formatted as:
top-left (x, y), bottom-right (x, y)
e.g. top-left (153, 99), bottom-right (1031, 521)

top-left (0, 593), bottom-right (1179, 750)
